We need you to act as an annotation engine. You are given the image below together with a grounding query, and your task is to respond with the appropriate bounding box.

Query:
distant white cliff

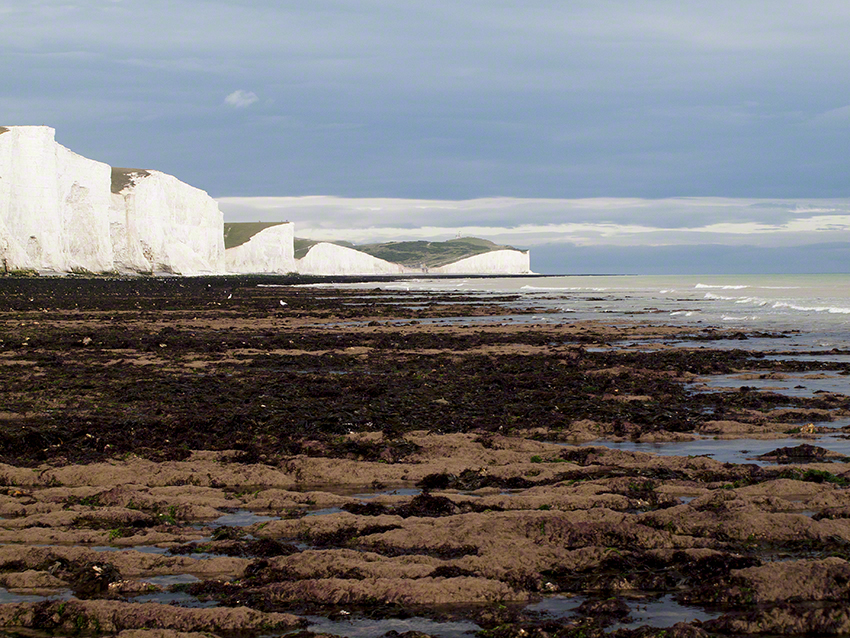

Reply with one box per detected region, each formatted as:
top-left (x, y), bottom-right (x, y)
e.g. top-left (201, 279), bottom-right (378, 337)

top-left (431, 249), bottom-right (531, 274)
top-left (225, 228), bottom-right (532, 275)
top-left (296, 242), bottom-right (409, 275)
top-left (225, 228), bottom-right (408, 275)
top-left (225, 222), bottom-right (296, 273)
top-left (0, 126), bottom-right (224, 275)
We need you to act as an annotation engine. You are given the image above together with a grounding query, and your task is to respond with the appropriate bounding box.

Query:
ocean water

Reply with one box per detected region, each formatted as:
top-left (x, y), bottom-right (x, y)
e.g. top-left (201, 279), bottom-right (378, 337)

top-left (318, 274), bottom-right (850, 352)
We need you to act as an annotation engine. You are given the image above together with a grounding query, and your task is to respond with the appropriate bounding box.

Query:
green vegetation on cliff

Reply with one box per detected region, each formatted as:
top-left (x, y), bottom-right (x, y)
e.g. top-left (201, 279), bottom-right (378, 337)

top-left (111, 168), bottom-right (151, 194)
top-left (295, 236), bottom-right (520, 268)
top-left (357, 237), bottom-right (519, 268)
top-left (224, 222), bottom-right (287, 249)
top-left (293, 237), bottom-right (357, 259)
top-left (226, 222), bottom-right (522, 266)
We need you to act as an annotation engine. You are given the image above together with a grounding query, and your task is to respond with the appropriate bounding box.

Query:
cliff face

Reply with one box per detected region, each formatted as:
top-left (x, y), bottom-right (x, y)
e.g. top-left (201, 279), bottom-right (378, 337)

top-left (432, 249), bottom-right (531, 274)
top-left (295, 242), bottom-right (408, 275)
top-left (225, 223), bottom-right (296, 273)
top-left (111, 169), bottom-right (225, 274)
top-left (0, 126), bottom-right (113, 272)
top-left (0, 126), bottom-right (224, 274)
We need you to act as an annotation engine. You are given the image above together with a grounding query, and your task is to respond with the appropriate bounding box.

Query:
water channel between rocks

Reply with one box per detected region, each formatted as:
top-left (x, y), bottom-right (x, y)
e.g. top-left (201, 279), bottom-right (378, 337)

top-left (691, 371), bottom-right (849, 398)
top-left (259, 594), bottom-right (722, 638)
top-left (297, 615), bottom-right (482, 638)
top-left (576, 432), bottom-right (850, 465)
top-left (0, 588), bottom-right (72, 604)
top-left (525, 594), bottom-right (722, 631)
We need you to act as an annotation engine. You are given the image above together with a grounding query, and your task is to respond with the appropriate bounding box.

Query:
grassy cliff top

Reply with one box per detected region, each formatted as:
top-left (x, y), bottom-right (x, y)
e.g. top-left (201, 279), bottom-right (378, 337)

top-left (0, 127), bottom-right (9, 135)
top-left (111, 168), bottom-right (151, 194)
top-left (296, 236), bottom-right (522, 267)
top-left (224, 222), bottom-right (288, 249)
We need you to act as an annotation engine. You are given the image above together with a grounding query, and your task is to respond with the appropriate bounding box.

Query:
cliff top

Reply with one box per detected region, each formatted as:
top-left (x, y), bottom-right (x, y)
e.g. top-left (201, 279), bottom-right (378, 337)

top-left (111, 167), bottom-right (151, 194)
top-left (223, 222), bottom-right (288, 249)
top-left (0, 127), bottom-right (9, 135)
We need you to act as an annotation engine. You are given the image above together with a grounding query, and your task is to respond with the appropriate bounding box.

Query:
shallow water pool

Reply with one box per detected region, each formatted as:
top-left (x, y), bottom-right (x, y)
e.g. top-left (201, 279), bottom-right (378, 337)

top-left (578, 434), bottom-right (850, 465)
top-left (691, 372), bottom-right (849, 398)
top-left (526, 594), bottom-right (721, 629)
top-left (210, 509), bottom-right (279, 527)
top-left (0, 587), bottom-right (72, 604)
top-left (302, 614), bottom-right (481, 638)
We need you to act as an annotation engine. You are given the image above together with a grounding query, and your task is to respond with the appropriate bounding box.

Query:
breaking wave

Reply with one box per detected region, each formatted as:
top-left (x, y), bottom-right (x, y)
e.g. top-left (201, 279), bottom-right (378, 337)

top-left (734, 297), bottom-right (768, 306)
top-left (772, 302), bottom-right (850, 314)
top-left (695, 283), bottom-right (749, 290)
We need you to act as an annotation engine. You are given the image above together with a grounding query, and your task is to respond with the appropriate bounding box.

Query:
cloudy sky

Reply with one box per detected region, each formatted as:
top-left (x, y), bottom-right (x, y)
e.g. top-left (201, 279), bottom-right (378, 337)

top-left (4, 1), bottom-right (850, 273)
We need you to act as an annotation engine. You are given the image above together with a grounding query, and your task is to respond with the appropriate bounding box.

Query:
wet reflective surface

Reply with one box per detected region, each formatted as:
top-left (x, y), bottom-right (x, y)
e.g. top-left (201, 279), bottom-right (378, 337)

top-left (0, 588), bottom-right (72, 604)
top-left (302, 614), bottom-right (481, 638)
top-left (211, 509), bottom-right (280, 527)
top-left (130, 590), bottom-right (217, 608)
top-left (91, 545), bottom-right (170, 554)
top-left (526, 594), bottom-right (722, 629)
top-left (579, 434), bottom-right (850, 465)
top-left (692, 372), bottom-right (849, 398)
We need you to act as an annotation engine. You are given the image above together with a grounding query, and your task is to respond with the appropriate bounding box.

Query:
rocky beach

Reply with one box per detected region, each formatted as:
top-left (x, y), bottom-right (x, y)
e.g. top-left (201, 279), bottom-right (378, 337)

top-left (1, 275), bottom-right (849, 638)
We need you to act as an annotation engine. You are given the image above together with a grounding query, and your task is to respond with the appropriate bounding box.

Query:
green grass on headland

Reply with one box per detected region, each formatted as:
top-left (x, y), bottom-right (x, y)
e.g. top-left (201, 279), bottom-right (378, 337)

top-left (295, 236), bottom-right (521, 267)
top-left (356, 237), bottom-right (521, 268)
top-left (294, 237), bottom-right (355, 259)
top-left (224, 222), bottom-right (287, 249)
top-left (225, 222), bottom-right (523, 266)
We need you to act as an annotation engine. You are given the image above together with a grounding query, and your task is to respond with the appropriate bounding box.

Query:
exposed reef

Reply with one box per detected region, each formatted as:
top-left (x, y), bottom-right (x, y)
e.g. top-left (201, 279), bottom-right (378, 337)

top-left (0, 276), bottom-right (849, 637)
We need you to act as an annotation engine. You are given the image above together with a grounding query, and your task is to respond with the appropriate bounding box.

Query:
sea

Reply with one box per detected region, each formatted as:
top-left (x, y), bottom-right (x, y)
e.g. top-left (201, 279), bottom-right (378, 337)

top-left (316, 273), bottom-right (850, 352)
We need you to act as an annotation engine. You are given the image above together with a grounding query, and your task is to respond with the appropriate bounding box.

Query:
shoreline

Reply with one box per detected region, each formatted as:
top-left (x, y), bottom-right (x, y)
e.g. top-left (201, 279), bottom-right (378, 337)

top-left (1, 277), bottom-right (849, 637)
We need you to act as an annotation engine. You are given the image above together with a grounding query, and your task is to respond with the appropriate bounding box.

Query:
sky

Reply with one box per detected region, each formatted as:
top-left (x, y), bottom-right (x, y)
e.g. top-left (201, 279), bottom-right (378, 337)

top-left (4, 1), bottom-right (850, 273)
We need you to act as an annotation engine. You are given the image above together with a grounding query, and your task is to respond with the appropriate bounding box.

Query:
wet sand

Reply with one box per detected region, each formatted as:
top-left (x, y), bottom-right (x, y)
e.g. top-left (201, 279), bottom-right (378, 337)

top-left (1, 275), bottom-right (849, 637)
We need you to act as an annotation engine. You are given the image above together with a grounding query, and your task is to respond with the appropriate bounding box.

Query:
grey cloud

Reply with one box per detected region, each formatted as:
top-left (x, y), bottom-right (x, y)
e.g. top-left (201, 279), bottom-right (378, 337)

top-left (218, 196), bottom-right (850, 233)
top-left (4, 1), bottom-right (850, 201)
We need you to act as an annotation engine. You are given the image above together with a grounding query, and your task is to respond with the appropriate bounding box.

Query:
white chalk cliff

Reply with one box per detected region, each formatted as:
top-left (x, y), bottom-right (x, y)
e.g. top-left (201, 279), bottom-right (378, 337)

top-left (0, 126), bottom-right (113, 272)
top-left (0, 126), bottom-right (224, 274)
top-left (2, 125), bottom-right (530, 276)
top-left (226, 232), bottom-right (532, 275)
top-left (431, 249), bottom-right (531, 274)
top-left (225, 229), bottom-right (410, 275)
top-left (110, 168), bottom-right (224, 274)
top-left (296, 243), bottom-right (409, 275)
top-left (225, 223), bottom-right (297, 273)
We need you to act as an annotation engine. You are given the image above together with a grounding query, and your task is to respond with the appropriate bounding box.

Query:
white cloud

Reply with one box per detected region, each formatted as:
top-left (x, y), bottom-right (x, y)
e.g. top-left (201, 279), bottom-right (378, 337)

top-left (224, 90), bottom-right (259, 109)
top-left (217, 196), bottom-right (850, 249)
